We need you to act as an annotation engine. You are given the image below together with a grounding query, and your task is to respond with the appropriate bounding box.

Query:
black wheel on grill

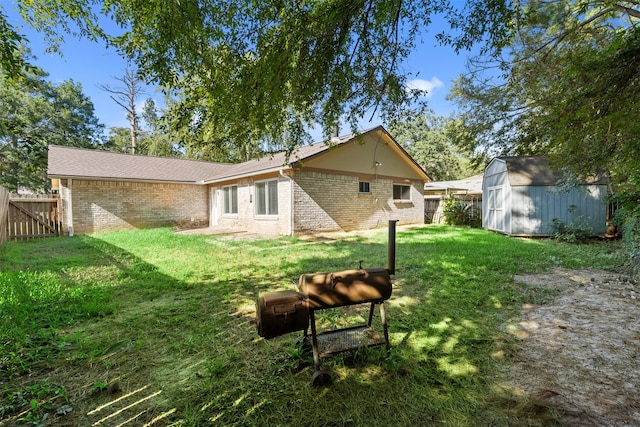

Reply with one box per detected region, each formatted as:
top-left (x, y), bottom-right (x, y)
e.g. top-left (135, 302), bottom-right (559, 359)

top-left (311, 370), bottom-right (331, 387)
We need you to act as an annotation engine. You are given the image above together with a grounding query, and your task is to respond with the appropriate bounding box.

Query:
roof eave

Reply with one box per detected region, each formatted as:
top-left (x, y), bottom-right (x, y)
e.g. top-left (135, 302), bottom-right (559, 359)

top-left (202, 166), bottom-right (292, 184)
top-left (48, 174), bottom-right (203, 185)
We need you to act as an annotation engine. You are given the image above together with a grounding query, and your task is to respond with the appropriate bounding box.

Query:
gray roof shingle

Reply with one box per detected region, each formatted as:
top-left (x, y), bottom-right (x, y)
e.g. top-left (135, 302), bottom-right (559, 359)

top-left (499, 156), bottom-right (608, 186)
top-left (47, 146), bottom-right (234, 183)
top-left (48, 128), bottom-right (373, 183)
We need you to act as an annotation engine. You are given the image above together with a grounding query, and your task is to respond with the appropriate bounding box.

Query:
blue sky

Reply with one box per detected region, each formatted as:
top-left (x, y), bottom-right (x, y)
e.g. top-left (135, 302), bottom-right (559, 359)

top-left (4, 3), bottom-right (474, 141)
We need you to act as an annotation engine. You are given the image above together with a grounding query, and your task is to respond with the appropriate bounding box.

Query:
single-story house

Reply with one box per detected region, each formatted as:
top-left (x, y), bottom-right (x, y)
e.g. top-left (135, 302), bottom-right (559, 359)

top-left (482, 155), bottom-right (608, 236)
top-left (423, 173), bottom-right (483, 198)
top-left (48, 126), bottom-right (430, 236)
top-left (424, 174), bottom-right (483, 223)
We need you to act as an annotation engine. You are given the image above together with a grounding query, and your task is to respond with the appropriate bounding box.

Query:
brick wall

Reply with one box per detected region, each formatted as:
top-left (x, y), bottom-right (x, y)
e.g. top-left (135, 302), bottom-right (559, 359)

top-left (61, 179), bottom-right (209, 234)
top-left (292, 170), bottom-right (424, 233)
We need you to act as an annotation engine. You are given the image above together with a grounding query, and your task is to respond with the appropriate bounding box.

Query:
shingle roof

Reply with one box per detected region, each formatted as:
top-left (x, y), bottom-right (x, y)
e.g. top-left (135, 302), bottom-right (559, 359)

top-left (48, 128), bottom-right (377, 183)
top-left (424, 174), bottom-right (483, 194)
top-left (204, 131), bottom-right (356, 182)
top-left (47, 146), bottom-right (234, 183)
top-left (499, 156), bottom-right (608, 186)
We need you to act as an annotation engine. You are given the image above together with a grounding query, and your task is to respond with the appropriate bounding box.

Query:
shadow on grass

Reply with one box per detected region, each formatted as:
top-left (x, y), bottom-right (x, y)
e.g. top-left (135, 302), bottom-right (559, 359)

top-left (0, 226), bottom-right (575, 426)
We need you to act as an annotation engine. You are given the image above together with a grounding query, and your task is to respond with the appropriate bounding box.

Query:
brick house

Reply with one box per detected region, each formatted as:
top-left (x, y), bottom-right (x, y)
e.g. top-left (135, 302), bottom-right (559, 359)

top-left (48, 126), bottom-right (430, 236)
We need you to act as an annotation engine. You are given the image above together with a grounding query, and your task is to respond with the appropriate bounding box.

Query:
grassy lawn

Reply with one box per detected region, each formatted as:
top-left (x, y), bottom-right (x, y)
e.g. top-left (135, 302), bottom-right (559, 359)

top-left (0, 225), bottom-right (623, 426)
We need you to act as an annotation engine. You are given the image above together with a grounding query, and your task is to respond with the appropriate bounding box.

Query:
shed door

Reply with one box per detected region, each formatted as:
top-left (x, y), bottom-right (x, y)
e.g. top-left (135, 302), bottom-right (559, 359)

top-left (487, 186), bottom-right (504, 231)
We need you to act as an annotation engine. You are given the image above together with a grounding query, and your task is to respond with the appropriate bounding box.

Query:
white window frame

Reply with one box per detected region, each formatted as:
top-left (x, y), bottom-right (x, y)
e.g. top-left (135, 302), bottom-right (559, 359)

top-left (358, 181), bottom-right (371, 194)
top-left (222, 185), bottom-right (238, 215)
top-left (255, 179), bottom-right (278, 216)
top-left (393, 184), bottom-right (411, 201)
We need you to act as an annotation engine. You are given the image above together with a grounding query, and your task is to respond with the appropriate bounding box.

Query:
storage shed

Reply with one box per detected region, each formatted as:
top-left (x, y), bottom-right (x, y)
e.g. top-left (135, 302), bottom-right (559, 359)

top-left (482, 156), bottom-right (608, 236)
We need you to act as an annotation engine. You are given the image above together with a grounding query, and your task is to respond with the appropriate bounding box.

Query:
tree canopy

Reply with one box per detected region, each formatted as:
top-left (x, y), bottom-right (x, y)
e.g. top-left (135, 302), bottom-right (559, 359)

top-left (8, 0), bottom-right (513, 153)
top-left (450, 0), bottom-right (640, 195)
top-left (388, 108), bottom-right (478, 181)
top-left (0, 57), bottom-right (103, 192)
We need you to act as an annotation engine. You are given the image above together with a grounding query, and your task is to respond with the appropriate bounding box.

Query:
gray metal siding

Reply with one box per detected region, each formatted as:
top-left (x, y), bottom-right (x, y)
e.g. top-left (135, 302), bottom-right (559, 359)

top-left (510, 185), bottom-right (607, 235)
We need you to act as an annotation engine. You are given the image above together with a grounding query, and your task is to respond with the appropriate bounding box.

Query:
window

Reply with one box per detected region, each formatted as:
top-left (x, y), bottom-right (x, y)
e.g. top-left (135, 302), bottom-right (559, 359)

top-left (255, 179), bottom-right (278, 216)
top-left (393, 184), bottom-right (411, 201)
top-left (358, 181), bottom-right (371, 194)
top-left (223, 185), bottom-right (238, 214)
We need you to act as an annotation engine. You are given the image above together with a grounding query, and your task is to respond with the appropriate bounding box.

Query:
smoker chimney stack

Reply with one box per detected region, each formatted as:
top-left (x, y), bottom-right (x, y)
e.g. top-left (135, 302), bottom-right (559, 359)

top-left (387, 220), bottom-right (398, 275)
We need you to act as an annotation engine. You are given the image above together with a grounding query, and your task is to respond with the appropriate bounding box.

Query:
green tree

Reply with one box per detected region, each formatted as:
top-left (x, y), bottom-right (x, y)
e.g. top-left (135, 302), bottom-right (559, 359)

top-left (0, 6), bottom-right (30, 80)
top-left (12, 0), bottom-right (514, 153)
top-left (449, 0), bottom-right (640, 273)
top-left (139, 98), bottom-right (182, 157)
top-left (450, 1), bottom-right (640, 192)
top-left (388, 109), bottom-right (473, 181)
top-left (103, 127), bottom-right (132, 153)
top-left (0, 60), bottom-right (103, 192)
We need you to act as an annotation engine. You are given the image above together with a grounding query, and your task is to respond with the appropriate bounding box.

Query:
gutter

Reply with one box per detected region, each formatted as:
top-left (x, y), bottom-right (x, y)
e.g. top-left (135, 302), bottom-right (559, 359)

top-left (49, 175), bottom-right (203, 185)
top-left (202, 166), bottom-right (292, 185)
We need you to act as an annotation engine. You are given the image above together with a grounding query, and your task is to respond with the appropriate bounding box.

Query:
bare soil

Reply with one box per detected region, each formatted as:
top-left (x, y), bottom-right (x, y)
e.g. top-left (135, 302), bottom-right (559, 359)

top-left (511, 268), bottom-right (640, 426)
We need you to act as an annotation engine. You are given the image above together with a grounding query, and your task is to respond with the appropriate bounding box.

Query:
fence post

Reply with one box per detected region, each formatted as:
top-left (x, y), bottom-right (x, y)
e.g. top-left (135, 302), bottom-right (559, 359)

top-left (0, 186), bottom-right (8, 246)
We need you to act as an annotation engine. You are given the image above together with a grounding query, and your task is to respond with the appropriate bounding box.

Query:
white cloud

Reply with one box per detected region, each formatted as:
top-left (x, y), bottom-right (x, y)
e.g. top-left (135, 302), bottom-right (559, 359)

top-left (406, 77), bottom-right (444, 97)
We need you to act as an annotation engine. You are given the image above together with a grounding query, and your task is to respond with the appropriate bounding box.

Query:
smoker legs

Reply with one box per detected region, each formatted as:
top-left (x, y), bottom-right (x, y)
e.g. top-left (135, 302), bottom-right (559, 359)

top-left (308, 310), bottom-right (332, 386)
top-left (307, 301), bottom-right (390, 386)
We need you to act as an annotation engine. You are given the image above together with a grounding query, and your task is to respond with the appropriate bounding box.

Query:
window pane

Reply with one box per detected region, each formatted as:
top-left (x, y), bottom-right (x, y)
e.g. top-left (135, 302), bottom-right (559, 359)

top-left (393, 184), bottom-right (410, 200)
top-left (231, 186), bottom-right (238, 213)
top-left (223, 186), bottom-right (238, 214)
top-left (267, 180), bottom-right (278, 215)
top-left (359, 181), bottom-right (370, 193)
top-left (223, 188), bottom-right (229, 213)
top-left (393, 185), bottom-right (401, 200)
top-left (402, 185), bottom-right (410, 200)
top-left (255, 182), bottom-right (266, 215)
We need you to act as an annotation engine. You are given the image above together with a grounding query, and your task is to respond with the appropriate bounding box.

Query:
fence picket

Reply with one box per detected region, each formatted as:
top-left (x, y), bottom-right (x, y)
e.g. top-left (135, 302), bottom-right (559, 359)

top-left (5, 196), bottom-right (61, 240)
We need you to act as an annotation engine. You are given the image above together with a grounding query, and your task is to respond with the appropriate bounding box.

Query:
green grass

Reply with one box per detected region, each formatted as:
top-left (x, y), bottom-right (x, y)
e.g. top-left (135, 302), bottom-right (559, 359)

top-left (0, 225), bottom-right (623, 426)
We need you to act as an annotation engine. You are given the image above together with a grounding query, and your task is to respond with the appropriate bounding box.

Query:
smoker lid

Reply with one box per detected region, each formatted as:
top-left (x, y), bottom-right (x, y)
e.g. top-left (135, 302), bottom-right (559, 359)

top-left (298, 268), bottom-right (393, 309)
top-left (259, 290), bottom-right (305, 307)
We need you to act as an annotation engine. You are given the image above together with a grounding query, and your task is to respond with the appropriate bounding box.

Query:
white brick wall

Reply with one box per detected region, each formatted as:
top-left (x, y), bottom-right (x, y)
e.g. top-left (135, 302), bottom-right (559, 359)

top-left (292, 170), bottom-right (424, 233)
top-left (213, 174), bottom-right (292, 236)
top-left (58, 170), bottom-right (424, 236)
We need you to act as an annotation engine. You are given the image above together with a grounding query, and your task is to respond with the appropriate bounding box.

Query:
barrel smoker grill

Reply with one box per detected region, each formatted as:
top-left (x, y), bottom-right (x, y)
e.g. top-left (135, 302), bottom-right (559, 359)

top-left (256, 220), bottom-right (398, 385)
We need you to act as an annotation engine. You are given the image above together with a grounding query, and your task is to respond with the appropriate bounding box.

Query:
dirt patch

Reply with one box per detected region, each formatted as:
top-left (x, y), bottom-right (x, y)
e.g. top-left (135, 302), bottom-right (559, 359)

top-left (511, 268), bottom-right (640, 426)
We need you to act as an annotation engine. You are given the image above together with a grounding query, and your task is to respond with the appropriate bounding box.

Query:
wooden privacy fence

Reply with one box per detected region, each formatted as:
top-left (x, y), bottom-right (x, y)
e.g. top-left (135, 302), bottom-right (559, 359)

top-left (5, 195), bottom-right (62, 240)
top-left (425, 195), bottom-right (482, 224)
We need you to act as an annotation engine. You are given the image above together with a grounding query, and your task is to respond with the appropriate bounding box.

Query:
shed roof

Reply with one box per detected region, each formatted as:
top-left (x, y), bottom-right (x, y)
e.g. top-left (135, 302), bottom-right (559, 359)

top-left (497, 156), bottom-right (608, 186)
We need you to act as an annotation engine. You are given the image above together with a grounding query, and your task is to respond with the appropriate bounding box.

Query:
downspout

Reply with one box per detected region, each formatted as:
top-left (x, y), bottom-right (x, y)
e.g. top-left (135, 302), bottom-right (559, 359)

top-left (67, 178), bottom-right (74, 237)
top-left (280, 169), bottom-right (294, 236)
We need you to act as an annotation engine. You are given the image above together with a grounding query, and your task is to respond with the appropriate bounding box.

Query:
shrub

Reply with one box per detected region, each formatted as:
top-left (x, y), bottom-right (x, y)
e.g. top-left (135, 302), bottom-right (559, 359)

top-left (550, 205), bottom-right (593, 243)
top-left (610, 192), bottom-right (640, 278)
top-left (443, 197), bottom-right (482, 227)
